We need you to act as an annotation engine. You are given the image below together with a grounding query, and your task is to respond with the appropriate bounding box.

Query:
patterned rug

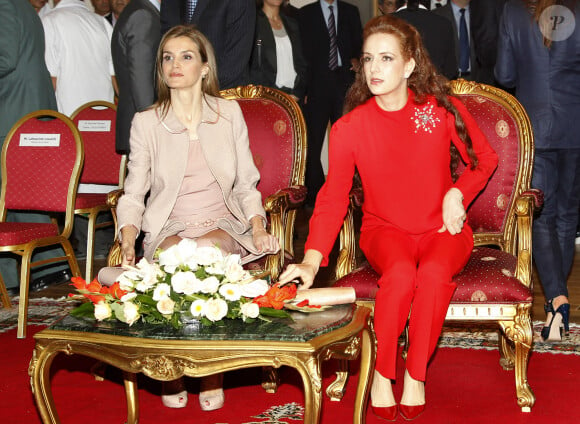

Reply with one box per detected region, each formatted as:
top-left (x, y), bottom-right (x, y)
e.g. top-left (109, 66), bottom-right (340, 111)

top-left (0, 296), bottom-right (81, 333)
top-left (1, 296), bottom-right (578, 355)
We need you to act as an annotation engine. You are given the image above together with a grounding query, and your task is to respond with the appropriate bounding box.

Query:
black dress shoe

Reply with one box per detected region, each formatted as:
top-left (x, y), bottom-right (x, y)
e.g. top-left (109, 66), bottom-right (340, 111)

top-left (30, 269), bottom-right (72, 292)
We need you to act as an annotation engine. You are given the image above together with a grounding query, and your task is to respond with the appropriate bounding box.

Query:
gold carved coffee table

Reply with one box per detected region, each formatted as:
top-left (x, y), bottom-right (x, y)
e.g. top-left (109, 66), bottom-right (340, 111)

top-left (30, 304), bottom-right (374, 424)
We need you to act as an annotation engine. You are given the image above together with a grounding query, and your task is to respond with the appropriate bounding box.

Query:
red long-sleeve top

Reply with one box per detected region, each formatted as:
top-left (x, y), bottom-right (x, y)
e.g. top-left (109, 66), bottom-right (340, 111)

top-left (306, 90), bottom-right (499, 266)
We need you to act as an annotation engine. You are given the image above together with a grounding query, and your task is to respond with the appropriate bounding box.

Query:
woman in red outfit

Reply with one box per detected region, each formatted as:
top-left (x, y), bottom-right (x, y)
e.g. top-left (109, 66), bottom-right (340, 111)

top-left (279, 15), bottom-right (498, 421)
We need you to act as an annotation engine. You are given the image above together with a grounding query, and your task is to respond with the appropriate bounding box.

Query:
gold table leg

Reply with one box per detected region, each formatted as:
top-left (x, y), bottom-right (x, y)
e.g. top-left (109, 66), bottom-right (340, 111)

top-left (123, 372), bottom-right (139, 424)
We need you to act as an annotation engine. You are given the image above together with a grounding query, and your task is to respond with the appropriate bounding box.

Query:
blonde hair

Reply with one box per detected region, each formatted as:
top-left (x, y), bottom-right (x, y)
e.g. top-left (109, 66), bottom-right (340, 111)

top-left (154, 25), bottom-right (221, 118)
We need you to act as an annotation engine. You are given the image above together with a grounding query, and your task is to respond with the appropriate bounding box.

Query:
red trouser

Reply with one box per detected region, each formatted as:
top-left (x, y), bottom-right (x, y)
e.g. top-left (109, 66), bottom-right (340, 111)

top-left (360, 224), bottom-right (473, 381)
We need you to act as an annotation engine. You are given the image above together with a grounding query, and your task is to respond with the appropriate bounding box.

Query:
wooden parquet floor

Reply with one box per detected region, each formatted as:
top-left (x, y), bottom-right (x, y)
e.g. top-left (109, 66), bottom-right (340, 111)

top-left (34, 206), bottom-right (580, 325)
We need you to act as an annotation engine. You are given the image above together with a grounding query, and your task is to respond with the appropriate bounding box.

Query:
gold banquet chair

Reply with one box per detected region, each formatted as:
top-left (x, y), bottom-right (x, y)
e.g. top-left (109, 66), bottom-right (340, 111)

top-left (105, 85), bottom-right (307, 281)
top-left (0, 110), bottom-right (84, 338)
top-left (71, 101), bottom-right (126, 282)
top-left (332, 80), bottom-right (542, 411)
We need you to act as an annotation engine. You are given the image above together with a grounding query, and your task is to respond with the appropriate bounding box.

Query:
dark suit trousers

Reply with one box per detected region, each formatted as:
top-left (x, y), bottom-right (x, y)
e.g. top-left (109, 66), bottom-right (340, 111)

top-left (304, 67), bottom-right (352, 205)
top-left (532, 149), bottom-right (580, 300)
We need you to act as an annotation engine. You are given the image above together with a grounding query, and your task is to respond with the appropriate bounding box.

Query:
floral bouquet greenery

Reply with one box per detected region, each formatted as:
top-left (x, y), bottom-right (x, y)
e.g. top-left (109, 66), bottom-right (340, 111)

top-left (70, 239), bottom-right (296, 328)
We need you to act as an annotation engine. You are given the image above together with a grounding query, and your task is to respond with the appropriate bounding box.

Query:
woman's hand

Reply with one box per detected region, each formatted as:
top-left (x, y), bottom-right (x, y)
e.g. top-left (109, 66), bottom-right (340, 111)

top-left (120, 225), bottom-right (138, 266)
top-left (438, 187), bottom-right (466, 235)
top-left (277, 250), bottom-right (323, 290)
top-left (252, 227), bottom-right (280, 254)
top-left (250, 216), bottom-right (279, 253)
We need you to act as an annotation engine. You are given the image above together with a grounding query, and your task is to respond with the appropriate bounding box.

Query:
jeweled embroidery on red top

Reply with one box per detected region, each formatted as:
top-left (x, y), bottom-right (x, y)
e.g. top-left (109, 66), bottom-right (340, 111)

top-left (412, 103), bottom-right (440, 133)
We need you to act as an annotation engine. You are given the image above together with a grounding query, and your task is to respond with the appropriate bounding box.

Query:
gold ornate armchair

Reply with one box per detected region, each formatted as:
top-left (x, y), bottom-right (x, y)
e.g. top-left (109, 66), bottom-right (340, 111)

top-left (333, 80), bottom-right (542, 411)
top-left (106, 85), bottom-right (307, 280)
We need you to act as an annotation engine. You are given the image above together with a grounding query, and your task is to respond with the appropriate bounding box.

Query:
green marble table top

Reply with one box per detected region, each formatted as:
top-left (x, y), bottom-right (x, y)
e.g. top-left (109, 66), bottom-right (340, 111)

top-left (48, 304), bottom-right (356, 343)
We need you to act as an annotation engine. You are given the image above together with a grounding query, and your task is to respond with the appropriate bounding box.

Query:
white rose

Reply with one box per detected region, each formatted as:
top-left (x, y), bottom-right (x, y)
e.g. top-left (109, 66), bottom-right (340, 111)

top-left (205, 263), bottom-right (225, 275)
top-left (156, 295), bottom-right (176, 315)
top-left (123, 302), bottom-right (141, 326)
top-left (117, 270), bottom-right (140, 291)
top-left (241, 302), bottom-right (260, 319)
top-left (153, 283), bottom-right (171, 301)
top-left (239, 279), bottom-right (269, 298)
top-left (120, 292), bottom-right (137, 302)
top-left (201, 276), bottom-right (220, 294)
top-left (190, 299), bottom-right (206, 317)
top-left (135, 258), bottom-right (164, 291)
top-left (175, 238), bottom-right (199, 265)
top-left (157, 244), bottom-right (180, 274)
top-left (224, 255), bottom-right (247, 282)
top-left (195, 246), bottom-right (224, 266)
top-left (219, 283), bottom-right (242, 301)
top-left (185, 276), bottom-right (204, 295)
top-left (94, 301), bottom-right (112, 321)
top-left (159, 239), bottom-right (200, 273)
top-left (171, 271), bottom-right (196, 294)
top-left (204, 298), bottom-right (228, 322)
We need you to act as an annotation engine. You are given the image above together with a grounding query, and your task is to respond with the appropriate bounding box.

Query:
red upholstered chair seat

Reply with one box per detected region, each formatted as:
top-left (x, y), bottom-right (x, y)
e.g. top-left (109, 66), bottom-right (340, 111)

top-left (74, 193), bottom-right (108, 209)
top-left (0, 222), bottom-right (59, 245)
top-left (335, 246), bottom-right (532, 304)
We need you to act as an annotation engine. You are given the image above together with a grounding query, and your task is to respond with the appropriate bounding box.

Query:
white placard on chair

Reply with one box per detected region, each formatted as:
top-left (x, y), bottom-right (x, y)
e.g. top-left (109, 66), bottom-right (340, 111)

top-left (77, 120), bottom-right (111, 132)
top-left (19, 134), bottom-right (60, 147)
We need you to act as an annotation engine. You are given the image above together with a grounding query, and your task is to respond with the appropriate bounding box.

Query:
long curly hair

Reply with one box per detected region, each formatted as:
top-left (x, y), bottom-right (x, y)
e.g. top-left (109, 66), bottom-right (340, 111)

top-left (153, 25), bottom-right (221, 118)
top-left (344, 15), bottom-right (478, 176)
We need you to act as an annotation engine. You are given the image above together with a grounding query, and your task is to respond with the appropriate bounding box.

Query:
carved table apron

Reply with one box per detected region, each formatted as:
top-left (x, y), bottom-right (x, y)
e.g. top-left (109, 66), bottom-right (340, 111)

top-left (30, 304), bottom-right (374, 424)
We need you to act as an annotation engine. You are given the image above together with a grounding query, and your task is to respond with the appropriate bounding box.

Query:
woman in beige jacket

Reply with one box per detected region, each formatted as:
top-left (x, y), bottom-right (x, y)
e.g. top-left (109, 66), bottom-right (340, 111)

top-left (116, 25), bottom-right (279, 412)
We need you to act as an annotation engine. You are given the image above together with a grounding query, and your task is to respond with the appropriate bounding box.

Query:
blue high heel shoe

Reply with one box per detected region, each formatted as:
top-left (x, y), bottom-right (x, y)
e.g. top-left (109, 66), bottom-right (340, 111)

top-left (541, 301), bottom-right (570, 341)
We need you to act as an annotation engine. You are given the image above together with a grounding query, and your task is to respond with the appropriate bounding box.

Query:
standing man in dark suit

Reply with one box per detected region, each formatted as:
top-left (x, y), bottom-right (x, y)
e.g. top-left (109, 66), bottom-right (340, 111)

top-left (160, 0), bottom-right (255, 89)
top-left (298, 0), bottom-right (362, 206)
top-left (434, 0), bottom-right (504, 84)
top-left (112, 0), bottom-right (161, 154)
top-left (395, 0), bottom-right (457, 79)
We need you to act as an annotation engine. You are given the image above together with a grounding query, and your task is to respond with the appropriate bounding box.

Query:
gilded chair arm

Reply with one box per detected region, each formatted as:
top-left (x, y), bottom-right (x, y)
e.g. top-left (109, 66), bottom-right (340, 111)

top-left (106, 189), bottom-right (124, 267)
top-left (263, 185), bottom-right (307, 212)
top-left (521, 188), bottom-right (543, 210)
top-left (106, 189), bottom-right (124, 209)
top-left (263, 187), bottom-right (304, 280)
top-left (335, 188), bottom-right (364, 280)
top-left (513, 190), bottom-right (541, 289)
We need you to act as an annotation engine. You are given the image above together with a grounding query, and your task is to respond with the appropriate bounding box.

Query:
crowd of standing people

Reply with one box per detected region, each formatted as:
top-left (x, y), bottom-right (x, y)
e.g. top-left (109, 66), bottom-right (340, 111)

top-left (0, 0), bottom-right (579, 420)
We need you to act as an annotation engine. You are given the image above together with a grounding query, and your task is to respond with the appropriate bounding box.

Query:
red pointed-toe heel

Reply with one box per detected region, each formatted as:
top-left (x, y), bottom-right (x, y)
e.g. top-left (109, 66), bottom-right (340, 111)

top-left (399, 403), bottom-right (425, 420)
top-left (372, 405), bottom-right (398, 421)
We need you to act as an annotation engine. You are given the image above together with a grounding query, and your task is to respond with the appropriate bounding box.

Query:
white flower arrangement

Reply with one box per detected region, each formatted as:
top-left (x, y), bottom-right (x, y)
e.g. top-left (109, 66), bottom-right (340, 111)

top-left (71, 239), bottom-right (293, 328)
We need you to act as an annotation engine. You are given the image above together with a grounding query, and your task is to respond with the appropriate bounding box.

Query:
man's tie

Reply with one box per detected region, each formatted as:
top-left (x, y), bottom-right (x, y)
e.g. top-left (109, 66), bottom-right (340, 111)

top-left (328, 5), bottom-right (338, 71)
top-left (186, 0), bottom-right (198, 24)
top-left (459, 8), bottom-right (470, 74)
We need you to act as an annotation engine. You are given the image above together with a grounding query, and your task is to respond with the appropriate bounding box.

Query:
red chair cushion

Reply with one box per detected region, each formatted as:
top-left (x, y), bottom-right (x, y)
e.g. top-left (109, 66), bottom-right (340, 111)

top-left (5, 116), bottom-right (78, 212)
top-left (72, 105), bottom-right (122, 185)
top-left (0, 222), bottom-right (59, 246)
top-left (334, 246), bottom-right (532, 304)
top-left (236, 99), bottom-right (295, 200)
top-left (75, 193), bottom-right (108, 209)
top-left (458, 95), bottom-right (521, 233)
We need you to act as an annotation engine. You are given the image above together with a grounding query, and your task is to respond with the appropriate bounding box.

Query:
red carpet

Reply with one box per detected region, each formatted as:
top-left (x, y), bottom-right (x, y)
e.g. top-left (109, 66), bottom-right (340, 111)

top-left (1, 327), bottom-right (579, 423)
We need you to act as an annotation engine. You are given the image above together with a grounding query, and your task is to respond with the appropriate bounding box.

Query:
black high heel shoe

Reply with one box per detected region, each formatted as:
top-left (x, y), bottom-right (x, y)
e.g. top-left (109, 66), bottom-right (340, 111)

top-left (541, 301), bottom-right (570, 341)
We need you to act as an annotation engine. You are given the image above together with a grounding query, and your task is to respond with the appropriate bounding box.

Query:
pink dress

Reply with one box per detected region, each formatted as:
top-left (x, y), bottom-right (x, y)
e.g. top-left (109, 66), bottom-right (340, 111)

top-left (168, 138), bottom-right (247, 256)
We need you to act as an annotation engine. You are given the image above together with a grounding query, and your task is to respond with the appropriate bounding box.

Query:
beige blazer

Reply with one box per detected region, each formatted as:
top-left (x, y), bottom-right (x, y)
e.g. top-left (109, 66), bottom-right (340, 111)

top-left (117, 95), bottom-right (267, 261)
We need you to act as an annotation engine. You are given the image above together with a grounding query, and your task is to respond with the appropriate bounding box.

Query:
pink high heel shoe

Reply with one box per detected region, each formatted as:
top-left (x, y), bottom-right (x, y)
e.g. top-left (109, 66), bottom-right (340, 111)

top-left (162, 378), bottom-right (188, 408)
top-left (199, 374), bottom-right (224, 411)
